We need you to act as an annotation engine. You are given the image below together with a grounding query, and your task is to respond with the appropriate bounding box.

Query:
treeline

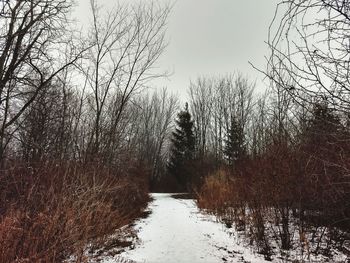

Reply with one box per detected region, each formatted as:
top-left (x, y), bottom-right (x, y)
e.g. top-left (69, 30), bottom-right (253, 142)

top-left (191, 74), bottom-right (350, 260)
top-left (0, 0), bottom-right (176, 262)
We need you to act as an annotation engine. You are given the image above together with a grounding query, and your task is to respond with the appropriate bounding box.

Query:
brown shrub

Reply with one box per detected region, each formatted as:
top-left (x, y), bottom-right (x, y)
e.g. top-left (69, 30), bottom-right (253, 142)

top-left (0, 161), bottom-right (150, 263)
top-left (197, 169), bottom-right (232, 211)
top-left (196, 139), bottom-right (350, 260)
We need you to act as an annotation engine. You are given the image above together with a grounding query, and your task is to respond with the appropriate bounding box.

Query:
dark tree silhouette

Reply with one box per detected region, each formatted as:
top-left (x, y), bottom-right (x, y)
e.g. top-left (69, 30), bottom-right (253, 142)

top-left (224, 116), bottom-right (245, 168)
top-left (306, 103), bottom-right (342, 143)
top-left (168, 103), bottom-right (195, 189)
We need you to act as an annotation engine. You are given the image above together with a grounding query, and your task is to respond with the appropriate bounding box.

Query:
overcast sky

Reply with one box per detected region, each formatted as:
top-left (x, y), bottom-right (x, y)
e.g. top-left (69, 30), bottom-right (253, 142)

top-left (75, 0), bottom-right (280, 100)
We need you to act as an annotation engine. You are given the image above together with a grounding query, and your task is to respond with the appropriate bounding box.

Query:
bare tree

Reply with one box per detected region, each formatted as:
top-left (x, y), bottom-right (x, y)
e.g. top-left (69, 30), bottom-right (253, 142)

top-left (250, 91), bottom-right (269, 155)
top-left (136, 88), bottom-right (178, 182)
top-left (189, 77), bottom-right (213, 158)
top-left (188, 74), bottom-right (255, 164)
top-left (265, 0), bottom-right (350, 112)
top-left (0, 0), bottom-right (85, 161)
top-left (82, 0), bottom-right (170, 161)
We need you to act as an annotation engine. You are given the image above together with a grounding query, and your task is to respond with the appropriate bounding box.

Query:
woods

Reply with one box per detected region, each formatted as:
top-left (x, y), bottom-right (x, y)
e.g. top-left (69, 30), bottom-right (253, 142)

top-left (194, 1), bottom-right (350, 261)
top-left (0, 0), bottom-right (350, 262)
top-left (0, 0), bottom-right (173, 262)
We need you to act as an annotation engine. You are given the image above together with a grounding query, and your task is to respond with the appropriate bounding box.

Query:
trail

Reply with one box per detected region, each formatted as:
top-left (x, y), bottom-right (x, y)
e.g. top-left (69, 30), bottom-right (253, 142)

top-left (105, 193), bottom-right (270, 263)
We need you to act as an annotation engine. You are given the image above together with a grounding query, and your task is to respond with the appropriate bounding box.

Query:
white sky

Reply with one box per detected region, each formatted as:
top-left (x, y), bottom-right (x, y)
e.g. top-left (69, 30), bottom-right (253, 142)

top-left (74, 0), bottom-right (280, 100)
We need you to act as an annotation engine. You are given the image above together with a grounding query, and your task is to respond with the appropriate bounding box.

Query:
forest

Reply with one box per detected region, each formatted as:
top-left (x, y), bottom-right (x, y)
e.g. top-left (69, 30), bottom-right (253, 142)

top-left (0, 0), bottom-right (349, 262)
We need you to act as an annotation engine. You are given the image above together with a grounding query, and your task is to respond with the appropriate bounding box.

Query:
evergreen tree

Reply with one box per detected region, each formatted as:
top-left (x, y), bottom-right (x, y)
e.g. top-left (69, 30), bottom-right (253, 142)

top-left (224, 116), bottom-right (245, 168)
top-left (168, 103), bottom-right (195, 188)
top-left (303, 102), bottom-right (342, 146)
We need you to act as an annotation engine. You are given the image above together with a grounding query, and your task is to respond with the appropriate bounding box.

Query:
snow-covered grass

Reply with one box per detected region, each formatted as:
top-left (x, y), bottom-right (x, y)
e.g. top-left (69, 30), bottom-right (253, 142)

top-left (213, 207), bottom-right (349, 263)
top-left (196, 167), bottom-right (350, 262)
top-left (100, 193), bottom-right (275, 263)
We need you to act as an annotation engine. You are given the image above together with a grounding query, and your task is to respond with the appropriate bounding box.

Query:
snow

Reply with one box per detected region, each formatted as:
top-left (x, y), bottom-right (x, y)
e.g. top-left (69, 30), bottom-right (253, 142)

top-left (102, 193), bottom-right (272, 263)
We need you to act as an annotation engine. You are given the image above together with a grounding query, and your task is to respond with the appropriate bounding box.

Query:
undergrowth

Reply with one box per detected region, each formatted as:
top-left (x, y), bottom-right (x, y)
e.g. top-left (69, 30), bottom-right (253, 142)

top-left (0, 161), bottom-right (150, 263)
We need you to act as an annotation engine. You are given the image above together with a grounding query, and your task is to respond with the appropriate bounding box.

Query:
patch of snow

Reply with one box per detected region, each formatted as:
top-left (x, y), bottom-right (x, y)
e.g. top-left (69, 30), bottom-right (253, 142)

top-left (102, 193), bottom-right (273, 263)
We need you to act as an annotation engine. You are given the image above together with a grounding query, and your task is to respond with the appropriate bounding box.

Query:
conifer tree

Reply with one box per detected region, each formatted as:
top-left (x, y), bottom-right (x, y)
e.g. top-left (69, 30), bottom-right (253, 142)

top-left (224, 116), bottom-right (245, 168)
top-left (168, 103), bottom-right (195, 188)
top-left (300, 102), bottom-right (342, 149)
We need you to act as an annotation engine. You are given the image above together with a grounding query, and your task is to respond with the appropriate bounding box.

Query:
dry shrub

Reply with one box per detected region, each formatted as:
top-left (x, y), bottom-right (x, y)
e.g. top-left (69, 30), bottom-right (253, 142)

top-left (197, 169), bottom-right (236, 211)
top-left (196, 140), bottom-right (350, 260)
top-left (0, 161), bottom-right (150, 263)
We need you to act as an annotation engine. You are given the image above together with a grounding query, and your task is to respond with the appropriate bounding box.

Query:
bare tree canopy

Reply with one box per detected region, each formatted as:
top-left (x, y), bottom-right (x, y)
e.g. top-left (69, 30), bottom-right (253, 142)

top-left (0, 0), bottom-right (85, 158)
top-left (82, 0), bottom-right (170, 159)
top-left (266, 0), bottom-right (350, 111)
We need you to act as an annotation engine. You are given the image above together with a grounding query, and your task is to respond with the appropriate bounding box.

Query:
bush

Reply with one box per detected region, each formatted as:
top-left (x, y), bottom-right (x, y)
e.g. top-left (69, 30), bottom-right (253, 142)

top-left (0, 161), bottom-right (150, 263)
top-left (196, 140), bottom-right (350, 261)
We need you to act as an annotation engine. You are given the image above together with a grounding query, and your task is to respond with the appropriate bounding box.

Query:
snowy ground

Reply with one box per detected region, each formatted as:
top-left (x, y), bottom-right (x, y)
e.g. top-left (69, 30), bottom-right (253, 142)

top-left (102, 193), bottom-right (272, 263)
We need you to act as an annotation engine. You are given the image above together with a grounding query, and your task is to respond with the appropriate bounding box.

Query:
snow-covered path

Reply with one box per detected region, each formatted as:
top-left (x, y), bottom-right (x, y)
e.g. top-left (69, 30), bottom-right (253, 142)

top-left (110, 193), bottom-right (270, 263)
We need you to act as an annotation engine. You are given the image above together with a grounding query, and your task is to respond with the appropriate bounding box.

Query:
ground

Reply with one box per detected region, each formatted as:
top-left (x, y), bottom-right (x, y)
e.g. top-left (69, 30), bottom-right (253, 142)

top-left (101, 193), bottom-right (272, 263)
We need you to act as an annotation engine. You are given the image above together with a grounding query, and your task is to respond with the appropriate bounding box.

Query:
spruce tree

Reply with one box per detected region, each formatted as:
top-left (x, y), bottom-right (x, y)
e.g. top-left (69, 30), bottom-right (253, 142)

top-left (302, 102), bottom-right (342, 150)
top-left (224, 116), bottom-right (245, 168)
top-left (168, 103), bottom-right (195, 188)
